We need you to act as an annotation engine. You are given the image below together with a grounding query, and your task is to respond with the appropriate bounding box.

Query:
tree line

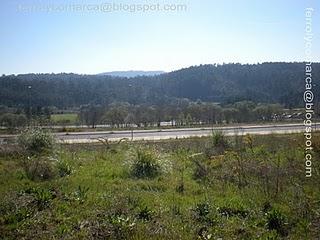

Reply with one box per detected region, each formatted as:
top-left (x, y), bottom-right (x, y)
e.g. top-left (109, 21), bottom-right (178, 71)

top-left (1, 100), bottom-right (318, 129)
top-left (78, 101), bottom-right (292, 128)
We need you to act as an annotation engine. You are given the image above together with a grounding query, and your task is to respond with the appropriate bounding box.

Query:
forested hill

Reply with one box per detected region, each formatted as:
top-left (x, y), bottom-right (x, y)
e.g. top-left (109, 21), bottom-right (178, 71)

top-left (1, 62), bottom-right (319, 108)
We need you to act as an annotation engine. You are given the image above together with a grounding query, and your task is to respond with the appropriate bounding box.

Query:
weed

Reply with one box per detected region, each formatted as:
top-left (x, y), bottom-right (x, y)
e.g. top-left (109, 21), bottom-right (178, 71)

top-left (74, 185), bottom-right (90, 203)
top-left (218, 199), bottom-right (249, 218)
top-left (3, 207), bottom-right (31, 225)
top-left (108, 214), bottom-right (136, 239)
top-left (210, 130), bottom-right (229, 154)
top-left (56, 160), bottom-right (72, 177)
top-left (192, 156), bottom-right (212, 184)
top-left (170, 204), bottom-right (181, 216)
top-left (18, 128), bottom-right (55, 155)
top-left (266, 208), bottom-right (288, 236)
top-left (194, 202), bottom-right (210, 219)
top-left (137, 206), bottom-right (153, 221)
top-left (130, 148), bottom-right (161, 179)
top-left (33, 188), bottom-right (54, 210)
top-left (192, 202), bottom-right (217, 227)
top-left (21, 156), bottom-right (56, 181)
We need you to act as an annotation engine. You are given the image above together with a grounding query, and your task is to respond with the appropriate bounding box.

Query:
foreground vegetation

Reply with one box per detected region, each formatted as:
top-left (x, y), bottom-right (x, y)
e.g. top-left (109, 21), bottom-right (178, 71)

top-left (0, 129), bottom-right (319, 239)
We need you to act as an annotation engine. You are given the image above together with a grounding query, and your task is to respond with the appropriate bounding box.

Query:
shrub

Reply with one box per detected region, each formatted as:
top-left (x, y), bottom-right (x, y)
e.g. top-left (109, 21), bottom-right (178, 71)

top-left (205, 130), bottom-right (229, 156)
top-left (21, 156), bottom-right (56, 181)
top-left (130, 148), bottom-right (161, 179)
top-left (136, 206), bottom-right (153, 221)
top-left (217, 198), bottom-right (249, 218)
top-left (266, 209), bottom-right (288, 236)
top-left (17, 128), bottom-right (57, 181)
top-left (107, 214), bottom-right (136, 239)
top-left (211, 131), bottom-right (228, 147)
top-left (193, 202), bottom-right (210, 219)
top-left (192, 158), bottom-right (210, 183)
top-left (3, 207), bottom-right (31, 225)
top-left (74, 185), bottom-right (90, 203)
top-left (33, 188), bottom-right (54, 210)
top-left (218, 205), bottom-right (248, 218)
top-left (56, 160), bottom-right (72, 177)
top-left (18, 128), bottom-right (55, 155)
top-left (191, 155), bottom-right (213, 184)
top-left (192, 202), bottom-right (216, 226)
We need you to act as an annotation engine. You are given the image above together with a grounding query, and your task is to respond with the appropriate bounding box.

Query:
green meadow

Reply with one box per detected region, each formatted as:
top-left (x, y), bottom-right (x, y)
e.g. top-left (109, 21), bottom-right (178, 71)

top-left (0, 130), bottom-right (319, 239)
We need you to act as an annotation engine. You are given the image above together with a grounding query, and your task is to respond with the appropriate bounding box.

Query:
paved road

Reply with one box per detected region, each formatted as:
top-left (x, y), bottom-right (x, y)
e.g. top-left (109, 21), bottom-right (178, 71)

top-left (0, 123), bottom-right (318, 144)
top-left (56, 123), bottom-right (318, 143)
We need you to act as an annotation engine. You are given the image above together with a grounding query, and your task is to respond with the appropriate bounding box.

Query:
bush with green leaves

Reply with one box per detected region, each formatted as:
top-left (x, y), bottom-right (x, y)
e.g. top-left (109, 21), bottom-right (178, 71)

top-left (21, 156), bottom-right (56, 181)
top-left (211, 131), bottom-right (229, 150)
top-left (192, 202), bottom-right (217, 229)
top-left (193, 202), bottom-right (210, 220)
top-left (266, 208), bottom-right (288, 236)
top-left (18, 128), bottom-right (57, 181)
top-left (129, 148), bottom-right (162, 179)
top-left (18, 128), bottom-right (55, 155)
top-left (204, 130), bottom-right (229, 156)
top-left (33, 188), bottom-right (54, 210)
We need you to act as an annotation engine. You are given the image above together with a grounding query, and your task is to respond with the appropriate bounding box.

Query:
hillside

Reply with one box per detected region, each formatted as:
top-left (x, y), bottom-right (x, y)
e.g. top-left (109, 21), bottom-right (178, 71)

top-left (0, 62), bottom-right (319, 108)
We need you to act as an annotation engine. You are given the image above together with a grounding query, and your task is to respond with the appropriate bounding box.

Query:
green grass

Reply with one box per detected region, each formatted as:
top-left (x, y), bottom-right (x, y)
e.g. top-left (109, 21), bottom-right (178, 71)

top-left (0, 133), bottom-right (320, 239)
top-left (50, 113), bottom-right (78, 124)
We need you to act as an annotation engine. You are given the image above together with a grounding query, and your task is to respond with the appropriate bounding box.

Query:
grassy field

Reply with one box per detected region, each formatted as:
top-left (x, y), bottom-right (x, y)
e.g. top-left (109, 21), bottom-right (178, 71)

top-left (0, 132), bottom-right (319, 239)
top-left (50, 114), bottom-right (79, 125)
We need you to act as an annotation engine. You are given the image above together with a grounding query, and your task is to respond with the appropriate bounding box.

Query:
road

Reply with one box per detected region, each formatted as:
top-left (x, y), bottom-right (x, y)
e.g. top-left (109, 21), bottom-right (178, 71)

top-left (57, 123), bottom-right (318, 143)
top-left (0, 123), bottom-right (318, 144)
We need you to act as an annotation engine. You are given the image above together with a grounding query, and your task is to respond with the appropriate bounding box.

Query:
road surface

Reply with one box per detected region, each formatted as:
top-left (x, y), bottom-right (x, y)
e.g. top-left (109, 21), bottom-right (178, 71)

top-left (0, 123), bottom-right (318, 144)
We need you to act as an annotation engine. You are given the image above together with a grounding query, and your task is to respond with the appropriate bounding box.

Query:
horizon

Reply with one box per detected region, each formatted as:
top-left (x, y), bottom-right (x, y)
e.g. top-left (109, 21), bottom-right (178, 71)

top-left (1, 0), bottom-right (319, 75)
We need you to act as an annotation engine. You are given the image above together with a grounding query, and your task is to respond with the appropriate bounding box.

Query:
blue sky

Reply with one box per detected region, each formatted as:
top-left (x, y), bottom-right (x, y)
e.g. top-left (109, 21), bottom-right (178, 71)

top-left (0, 0), bottom-right (319, 74)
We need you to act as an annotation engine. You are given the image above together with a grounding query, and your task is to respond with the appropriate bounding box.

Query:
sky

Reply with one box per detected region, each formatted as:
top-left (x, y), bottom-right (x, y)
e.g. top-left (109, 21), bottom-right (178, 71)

top-left (0, 0), bottom-right (319, 75)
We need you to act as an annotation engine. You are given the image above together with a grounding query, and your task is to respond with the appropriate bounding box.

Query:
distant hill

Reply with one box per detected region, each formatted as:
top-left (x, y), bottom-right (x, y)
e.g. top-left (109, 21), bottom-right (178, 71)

top-left (0, 63), bottom-right (319, 108)
top-left (98, 70), bottom-right (165, 78)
